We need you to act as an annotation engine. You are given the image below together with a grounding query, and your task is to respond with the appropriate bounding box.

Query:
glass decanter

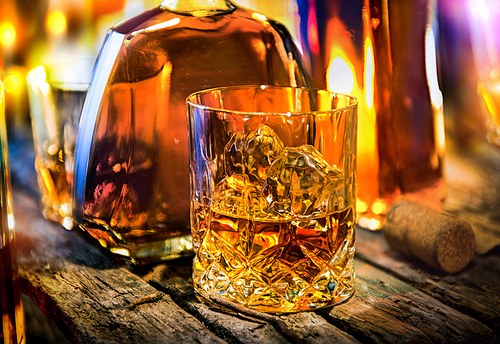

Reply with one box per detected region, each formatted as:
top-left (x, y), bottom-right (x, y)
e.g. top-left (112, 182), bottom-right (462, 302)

top-left (73, 0), bottom-right (311, 263)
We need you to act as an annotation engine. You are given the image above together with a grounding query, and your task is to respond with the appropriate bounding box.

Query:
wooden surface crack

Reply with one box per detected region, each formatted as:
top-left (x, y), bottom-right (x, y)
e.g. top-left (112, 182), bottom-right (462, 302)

top-left (127, 292), bottom-right (165, 309)
top-left (209, 295), bottom-right (307, 344)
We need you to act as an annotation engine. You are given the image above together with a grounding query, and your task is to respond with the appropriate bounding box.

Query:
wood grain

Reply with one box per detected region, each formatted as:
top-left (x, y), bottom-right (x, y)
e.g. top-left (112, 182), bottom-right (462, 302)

top-left (142, 261), bottom-right (360, 344)
top-left (324, 260), bottom-right (495, 344)
top-left (14, 190), bottom-right (225, 344)
top-left (9, 135), bottom-right (500, 344)
top-left (356, 228), bottom-right (500, 340)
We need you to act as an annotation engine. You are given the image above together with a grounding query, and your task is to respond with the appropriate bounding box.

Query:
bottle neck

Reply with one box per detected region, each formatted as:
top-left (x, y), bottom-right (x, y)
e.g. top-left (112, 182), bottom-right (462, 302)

top-left (160, 0), bottom-right (235, 16)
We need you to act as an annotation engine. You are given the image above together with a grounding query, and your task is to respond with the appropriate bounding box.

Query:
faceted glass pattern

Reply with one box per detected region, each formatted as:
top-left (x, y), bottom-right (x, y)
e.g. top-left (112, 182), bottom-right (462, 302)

top-left (188, 86), bottom-right (357, 313)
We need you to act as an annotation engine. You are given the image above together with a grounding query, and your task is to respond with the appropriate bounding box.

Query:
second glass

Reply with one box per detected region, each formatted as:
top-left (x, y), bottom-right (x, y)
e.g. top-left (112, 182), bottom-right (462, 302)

top-left (187, 86), bottom-right (357, 313)
top-left (26, 59), bottom-right (92, 229)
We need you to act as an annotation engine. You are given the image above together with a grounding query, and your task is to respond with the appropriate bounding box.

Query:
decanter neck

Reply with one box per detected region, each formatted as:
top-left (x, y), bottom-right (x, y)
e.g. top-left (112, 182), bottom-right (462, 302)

top-left (160, 0), bottom-right (236, 16)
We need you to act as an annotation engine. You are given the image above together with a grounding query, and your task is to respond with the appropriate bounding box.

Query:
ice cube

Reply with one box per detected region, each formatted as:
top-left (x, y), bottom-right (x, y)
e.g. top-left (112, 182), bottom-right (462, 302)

top-left (224, 124), bottom-right (285, 190)
top-left (262, 145), bottom-right (343, 218)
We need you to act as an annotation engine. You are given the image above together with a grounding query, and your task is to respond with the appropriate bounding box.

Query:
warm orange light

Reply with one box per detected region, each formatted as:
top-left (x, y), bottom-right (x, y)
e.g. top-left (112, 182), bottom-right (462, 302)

top-left (0, 22), bottom-right (16, 47)
top-left (91, 0), bottom-right (126, 19)
top-left (323, 14), bottom-right (380, 227)
top-left (46, 10), bottom-right (67, 35)
top-left (324, 17), bottom-right (358, 96)
top-left (371, 199), bottom-right (387, 215)
top-left (357, 34), bottom-right (378, 210)
top-left (480, 82), bottom-right (500, 125)
top-left (357, 199), bottom-right (368, 213)
top-left (357, 217), bottom-right (380, 230)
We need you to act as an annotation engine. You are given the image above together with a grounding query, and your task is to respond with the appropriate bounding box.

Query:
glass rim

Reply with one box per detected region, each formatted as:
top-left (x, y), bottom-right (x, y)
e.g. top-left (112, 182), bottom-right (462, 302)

top-left (26, 58), bottom-right (94, 91)
top-left (186, 85), bottom-right (358, 116)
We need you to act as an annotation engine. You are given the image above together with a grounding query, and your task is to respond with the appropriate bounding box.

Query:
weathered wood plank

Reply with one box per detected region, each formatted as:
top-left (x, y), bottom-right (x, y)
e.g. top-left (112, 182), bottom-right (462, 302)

top-left (8, 129), bottom-right (500, 344)
top-left (140, 246), bottom-right (495, 344)
top-left (142, 262), bottom-right (292, 344)
top-left (356, 227), bottom-right (500, 341)
top-left (142, 261), bottom-right (360, 344)
top-left (353, 145), bottom-right (500, 340)
top-left (14, 190), bottom-right (226, 344)
top-left (278, 312), bottom-right (359, 344)
top-left (323, 260), bottom-right (495, 344)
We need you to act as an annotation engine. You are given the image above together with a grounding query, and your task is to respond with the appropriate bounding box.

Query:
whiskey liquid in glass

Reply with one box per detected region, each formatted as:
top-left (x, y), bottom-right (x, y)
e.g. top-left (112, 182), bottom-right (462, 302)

top-left (187, 86), bottom-right (357, 313)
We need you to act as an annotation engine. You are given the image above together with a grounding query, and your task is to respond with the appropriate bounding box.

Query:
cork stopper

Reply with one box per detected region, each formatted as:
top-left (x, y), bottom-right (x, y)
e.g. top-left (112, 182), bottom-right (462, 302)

top-left (382, 200), bottom-right (476, 273)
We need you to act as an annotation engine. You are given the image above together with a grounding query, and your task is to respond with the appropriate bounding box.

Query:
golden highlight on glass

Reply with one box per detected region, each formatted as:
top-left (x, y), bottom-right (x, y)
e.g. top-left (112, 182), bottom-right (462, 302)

top-left (0, 81), bottom-right (25, 344)
top-left (187, 86), bottom-right (357, 313)
top-left (26, 59), bottom-right (92, 229)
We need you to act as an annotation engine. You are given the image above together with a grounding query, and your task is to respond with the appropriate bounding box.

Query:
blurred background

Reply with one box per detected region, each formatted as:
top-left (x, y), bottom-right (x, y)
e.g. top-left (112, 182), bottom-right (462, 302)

top-left (0, 0), bottom-right (495, 342)
top-left (0, 0), bottom-right (493, 152)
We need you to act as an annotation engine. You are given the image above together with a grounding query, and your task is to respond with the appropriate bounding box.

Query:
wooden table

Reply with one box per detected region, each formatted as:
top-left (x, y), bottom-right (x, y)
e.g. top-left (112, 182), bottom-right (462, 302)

top-left (9, 134), bottom-right (500, 344)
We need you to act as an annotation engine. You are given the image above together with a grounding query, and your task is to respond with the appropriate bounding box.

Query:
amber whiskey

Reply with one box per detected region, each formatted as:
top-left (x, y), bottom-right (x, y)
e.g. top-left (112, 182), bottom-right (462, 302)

top-left (192, 199), bottom-right (355, 313)
top-left (34, 156), bottom-right (73, 227)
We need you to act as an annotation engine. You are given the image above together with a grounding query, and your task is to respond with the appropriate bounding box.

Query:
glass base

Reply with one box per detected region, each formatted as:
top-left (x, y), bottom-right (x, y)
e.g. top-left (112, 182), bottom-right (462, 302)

top-left (81, 224), bottom-right (193, 264)
top-left (41, 205), bottom-right (75, 230)
top-left (192, 230), bottom-right (356, 314)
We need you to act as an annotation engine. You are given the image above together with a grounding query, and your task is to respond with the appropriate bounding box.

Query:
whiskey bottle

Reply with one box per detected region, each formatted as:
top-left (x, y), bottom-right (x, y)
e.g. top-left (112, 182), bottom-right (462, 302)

top-left (73, 0), bottom-right (311, 263)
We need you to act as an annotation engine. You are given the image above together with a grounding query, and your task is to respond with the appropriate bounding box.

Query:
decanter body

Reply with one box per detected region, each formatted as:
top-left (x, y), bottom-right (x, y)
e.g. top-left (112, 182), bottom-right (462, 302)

top-left (73, 0), bottom-right (311, 263)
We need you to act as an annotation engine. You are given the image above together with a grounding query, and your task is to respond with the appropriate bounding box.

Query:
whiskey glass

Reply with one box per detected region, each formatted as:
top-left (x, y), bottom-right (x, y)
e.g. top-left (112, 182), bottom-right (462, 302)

top-left (26, 59), bottom-right (92, 229)
top-left (187, 85), bottom-right (357, 313)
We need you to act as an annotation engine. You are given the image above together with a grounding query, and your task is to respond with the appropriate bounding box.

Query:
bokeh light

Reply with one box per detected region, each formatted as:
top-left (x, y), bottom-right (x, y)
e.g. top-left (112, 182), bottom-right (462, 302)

top-left (46, 10), bottom-right (67, 35)
top-left (3, 71), bottom-right (23, 95)
top-left (0, 22), bottom-right (16, 47)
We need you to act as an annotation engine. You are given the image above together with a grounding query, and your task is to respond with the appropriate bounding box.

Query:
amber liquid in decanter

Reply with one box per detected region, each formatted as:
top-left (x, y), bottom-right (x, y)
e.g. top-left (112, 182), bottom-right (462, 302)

top-left (74, 3), bottom-right (311, 263)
